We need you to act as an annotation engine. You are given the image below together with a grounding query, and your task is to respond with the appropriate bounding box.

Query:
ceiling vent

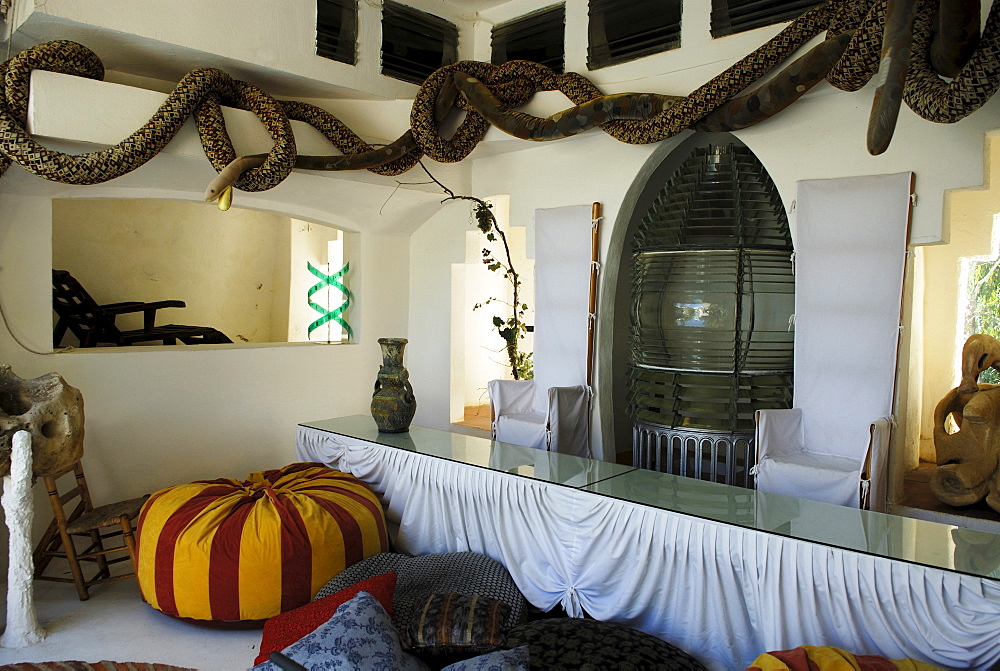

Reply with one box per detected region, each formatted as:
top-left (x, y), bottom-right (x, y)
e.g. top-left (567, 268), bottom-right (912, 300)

top-left (492, 4), bottom-right (566, 73)
top-left (381, 1), bottom-right (458, 85)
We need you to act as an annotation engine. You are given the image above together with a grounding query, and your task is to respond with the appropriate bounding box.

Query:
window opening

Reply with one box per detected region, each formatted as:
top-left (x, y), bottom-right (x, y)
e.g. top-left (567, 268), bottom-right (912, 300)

top-left (316, 0), bottom-right (358, 65)
top-left (492, 5), bottom-right (566, 73)
top-left (381, 1), bottom-right (459, 85)
top-left (587, 0), bottom-right (681, 70)
top-left (961, 216), bottom-right (1000, 384)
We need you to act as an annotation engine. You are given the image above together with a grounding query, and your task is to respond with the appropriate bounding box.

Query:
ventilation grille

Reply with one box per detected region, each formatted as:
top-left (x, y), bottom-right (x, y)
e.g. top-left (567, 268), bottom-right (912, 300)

top-left (492, 5), bottom-right (565, 73)
top-left (382, 0), bottom-right (458, 85)
top-left (710, 0), bottom-right (821, 38)
top-left (587, 0), bottom-right (681, 70)
top-left (316, 0), bottom-right (358, 64)
top-left (628, 144), bottom-right (793, 436)
top-left (633, 421), bottom-right (757, 489)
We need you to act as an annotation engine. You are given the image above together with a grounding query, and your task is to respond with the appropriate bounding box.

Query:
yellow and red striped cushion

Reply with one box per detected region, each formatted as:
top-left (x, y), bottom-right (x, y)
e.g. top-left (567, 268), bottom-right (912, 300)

top-left (135, 462), bottom-right (388, 623)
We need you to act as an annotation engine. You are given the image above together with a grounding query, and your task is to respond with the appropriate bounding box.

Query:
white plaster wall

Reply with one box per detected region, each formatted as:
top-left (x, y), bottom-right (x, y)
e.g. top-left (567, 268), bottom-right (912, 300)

top-left (407, 201), bottom-right (470, 430)
top-left (918, 131), bottom-right (1000, 462)
top-left (11, 0), bottom-right (478, 101)
top-left (0, 180), bottom-right (411, 572)
top-left (52, 198), bottom-right (287, 344)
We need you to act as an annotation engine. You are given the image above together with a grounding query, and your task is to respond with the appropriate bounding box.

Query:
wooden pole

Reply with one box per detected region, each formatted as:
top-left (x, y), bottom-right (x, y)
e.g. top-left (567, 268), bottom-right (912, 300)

top-left (587, 202), bottom-right (601, 387)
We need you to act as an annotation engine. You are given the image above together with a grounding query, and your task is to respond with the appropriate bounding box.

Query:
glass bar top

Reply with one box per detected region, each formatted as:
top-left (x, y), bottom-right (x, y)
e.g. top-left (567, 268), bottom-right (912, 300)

top-left (301, 415), bottom-right (637, 488)
top-left (301, 416), bottom-right (1000, 581)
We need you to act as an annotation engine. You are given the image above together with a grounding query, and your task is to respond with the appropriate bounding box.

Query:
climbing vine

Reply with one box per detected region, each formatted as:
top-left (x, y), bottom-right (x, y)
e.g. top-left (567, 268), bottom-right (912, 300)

top-left (419, 165), bottom-right (532, 380)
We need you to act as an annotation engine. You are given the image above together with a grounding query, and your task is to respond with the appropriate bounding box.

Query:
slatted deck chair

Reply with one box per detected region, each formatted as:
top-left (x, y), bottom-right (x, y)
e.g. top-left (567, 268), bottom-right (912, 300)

top-left (52, 269), bottom-right (233, 347)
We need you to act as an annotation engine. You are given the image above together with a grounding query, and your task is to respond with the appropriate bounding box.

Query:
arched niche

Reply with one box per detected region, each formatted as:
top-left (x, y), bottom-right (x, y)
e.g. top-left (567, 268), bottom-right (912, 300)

top-left (597, 131), bottom-right (788, 463)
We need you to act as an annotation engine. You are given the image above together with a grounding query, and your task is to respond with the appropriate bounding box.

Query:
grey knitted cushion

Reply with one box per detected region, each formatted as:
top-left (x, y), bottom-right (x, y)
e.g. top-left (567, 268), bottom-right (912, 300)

top-left (315, 552), bottom-right (527, 639)
top-left (504, 618), bottom-right (707, 670)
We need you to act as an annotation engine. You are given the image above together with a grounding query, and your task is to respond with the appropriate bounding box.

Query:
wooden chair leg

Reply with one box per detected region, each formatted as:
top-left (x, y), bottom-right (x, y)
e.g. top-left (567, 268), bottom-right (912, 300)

top-left (57, 524), bottom-right (90, 601)
top-left (121, 517), bottom-right (138, 579)
top-left (32, 517), bottom-right (62, 577)
top-left (41, 472), bottom-right (90, 600)
top-left (90, 529), bottom-right (111, 579)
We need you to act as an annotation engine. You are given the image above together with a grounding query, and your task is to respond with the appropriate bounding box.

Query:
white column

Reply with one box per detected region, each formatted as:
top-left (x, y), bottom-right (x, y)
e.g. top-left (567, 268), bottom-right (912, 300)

top-left (1, 429), bottom-right (47, 647)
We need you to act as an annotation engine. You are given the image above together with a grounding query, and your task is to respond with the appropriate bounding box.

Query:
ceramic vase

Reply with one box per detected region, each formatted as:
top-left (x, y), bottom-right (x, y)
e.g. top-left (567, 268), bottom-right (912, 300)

top-left (371, 338), bottom-right (416, 433)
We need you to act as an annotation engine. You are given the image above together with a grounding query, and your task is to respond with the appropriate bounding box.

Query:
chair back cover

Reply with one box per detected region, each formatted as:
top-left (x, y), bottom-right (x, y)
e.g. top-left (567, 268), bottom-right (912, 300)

top-left (793, 173), bottom-right (911, 459)
top-left (532, 205), bottom-right (593, 410)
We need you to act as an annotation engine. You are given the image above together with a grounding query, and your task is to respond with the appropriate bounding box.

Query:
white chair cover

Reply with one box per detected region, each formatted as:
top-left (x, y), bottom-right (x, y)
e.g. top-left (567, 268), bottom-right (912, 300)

top-left (756, 173), bottom-right (911, 510)
top-left (490, 205), bottom-right (592, 457)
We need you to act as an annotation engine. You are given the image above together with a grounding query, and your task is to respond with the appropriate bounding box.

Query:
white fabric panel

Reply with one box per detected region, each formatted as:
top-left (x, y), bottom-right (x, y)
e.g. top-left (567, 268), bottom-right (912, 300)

top-left (532, 205), bottom-right (592, 410)
top-left (488, 379), bottom-right (536, 417)
top-left (489, 379), bottom-right (547, 449)
top-left (792, 173), bottom-right (909, 459)
top-left (755, 408), bottom-right (806, 457)
top-left (547, 385), bottom-right (590, 458)
top-left (757, 173), bottom-right (910, 508)
top-left (296, 426), bottom-right (1000, 671)
top-left (495, 411), bottom-right (548, 450)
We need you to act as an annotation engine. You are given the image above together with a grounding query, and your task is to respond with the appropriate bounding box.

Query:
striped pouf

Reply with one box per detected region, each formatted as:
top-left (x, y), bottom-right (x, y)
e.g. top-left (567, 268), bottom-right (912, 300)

top-left (135, 462), bottom-right (387, 625)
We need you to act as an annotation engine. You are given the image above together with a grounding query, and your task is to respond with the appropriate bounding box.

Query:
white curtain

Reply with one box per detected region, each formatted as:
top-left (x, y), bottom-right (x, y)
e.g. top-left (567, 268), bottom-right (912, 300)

top-left (532, 205), bottom-right (592, 408)
top-left (297, 426), bottom-right (1000, 670)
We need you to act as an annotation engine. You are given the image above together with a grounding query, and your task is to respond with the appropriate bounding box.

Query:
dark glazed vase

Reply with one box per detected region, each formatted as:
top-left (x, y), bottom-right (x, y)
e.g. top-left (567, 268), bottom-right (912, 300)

top-left (371, 338), bottom-right (416, 433)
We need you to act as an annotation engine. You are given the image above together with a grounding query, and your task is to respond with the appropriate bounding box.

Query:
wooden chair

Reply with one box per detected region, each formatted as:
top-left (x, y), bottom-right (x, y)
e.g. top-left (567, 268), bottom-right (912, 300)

top-left (33, 460), bottom-right (149, 600)
top-left (52, 269), bottom-right (233, 347)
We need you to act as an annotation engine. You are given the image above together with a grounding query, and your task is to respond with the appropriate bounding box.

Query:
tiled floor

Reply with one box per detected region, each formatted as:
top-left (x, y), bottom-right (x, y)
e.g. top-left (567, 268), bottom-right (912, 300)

top-left (0, 578), bottom-right (260, 670)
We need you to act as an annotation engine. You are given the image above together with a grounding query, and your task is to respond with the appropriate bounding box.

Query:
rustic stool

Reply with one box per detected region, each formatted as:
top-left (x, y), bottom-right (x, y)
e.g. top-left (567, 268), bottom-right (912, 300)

top-left (33, 460), bottom-right (149, 600)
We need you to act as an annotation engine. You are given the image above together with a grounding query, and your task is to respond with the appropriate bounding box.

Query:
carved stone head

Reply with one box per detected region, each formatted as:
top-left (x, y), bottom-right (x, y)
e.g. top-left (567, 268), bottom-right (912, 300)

top-left (0, 364), bottom-right (84, 478)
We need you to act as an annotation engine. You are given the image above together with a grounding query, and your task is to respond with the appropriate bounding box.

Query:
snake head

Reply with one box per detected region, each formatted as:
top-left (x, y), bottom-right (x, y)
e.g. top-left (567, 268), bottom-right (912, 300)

top-left (204, 183), bottom-right (233, 211)
top-left (205, 178), bottom-right (233, 212)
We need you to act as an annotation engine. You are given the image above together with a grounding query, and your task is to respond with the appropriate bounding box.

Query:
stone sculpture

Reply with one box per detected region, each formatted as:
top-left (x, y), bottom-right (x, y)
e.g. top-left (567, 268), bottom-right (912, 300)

top-left (2, 430), bottom-right (46, 648)
top-left (931, 335), bottom-right (1000, 514)
top-left (0, 367), bottom-right (84, 647)
top-left (0, 364), bottom-right (85, 479)
top-left (957, 333), bottom-right (1000, 393)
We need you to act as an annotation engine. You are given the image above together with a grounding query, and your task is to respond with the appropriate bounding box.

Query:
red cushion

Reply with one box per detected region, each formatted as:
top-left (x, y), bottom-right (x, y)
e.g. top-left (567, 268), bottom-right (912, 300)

top-left (253, 571), bottom-right (398, 665)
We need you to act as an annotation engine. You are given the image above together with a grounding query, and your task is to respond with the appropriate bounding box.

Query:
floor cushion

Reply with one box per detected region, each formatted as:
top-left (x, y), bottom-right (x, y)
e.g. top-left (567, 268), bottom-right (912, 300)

top-left (747, 645), bottom-right (945, 670)
top-left (441, 646), bottom-right (530, 671)
top-left (503, 618), bottom-right (706, 670)
top-left (136, 462), bottom-right (388, 625)
top-left (250, 591), bottom-right (428, 671)
top-left (315, 552), bottom-right (527, 644)
top-left (254, 571), bottom-right (397, 665)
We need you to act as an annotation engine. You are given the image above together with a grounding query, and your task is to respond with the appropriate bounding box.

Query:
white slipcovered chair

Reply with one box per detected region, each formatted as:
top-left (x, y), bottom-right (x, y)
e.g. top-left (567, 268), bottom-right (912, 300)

top-left (754, 173), bottom-right (912, 511)
top-left (489, 205), bottom-right (592, 458)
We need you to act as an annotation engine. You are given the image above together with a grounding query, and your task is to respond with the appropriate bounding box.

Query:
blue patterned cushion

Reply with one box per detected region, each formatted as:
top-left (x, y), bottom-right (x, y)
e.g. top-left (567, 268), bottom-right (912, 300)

top-left (252, 591), bottom-right (428, 671)
top-left (441, 646), bottom-right (530, 671)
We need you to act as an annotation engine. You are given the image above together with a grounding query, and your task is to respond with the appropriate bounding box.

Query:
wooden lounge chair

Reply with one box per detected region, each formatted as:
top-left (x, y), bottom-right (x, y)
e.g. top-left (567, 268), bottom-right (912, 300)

top-left (52, 269), bottom-right (233, 347)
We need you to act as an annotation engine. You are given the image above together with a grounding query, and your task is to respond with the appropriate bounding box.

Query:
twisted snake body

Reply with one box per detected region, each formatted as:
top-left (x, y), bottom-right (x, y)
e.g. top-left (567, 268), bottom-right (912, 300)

top-left (0, 0), bottom-right (998, 202)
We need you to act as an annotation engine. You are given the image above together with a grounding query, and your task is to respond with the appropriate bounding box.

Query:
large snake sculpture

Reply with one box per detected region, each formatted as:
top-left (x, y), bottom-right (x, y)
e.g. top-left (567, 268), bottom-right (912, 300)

top-left (0, 0), bottom-right (997, 210)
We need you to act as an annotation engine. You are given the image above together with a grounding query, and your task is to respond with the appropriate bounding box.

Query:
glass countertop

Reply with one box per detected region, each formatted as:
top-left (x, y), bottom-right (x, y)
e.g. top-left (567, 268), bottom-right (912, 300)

top-left (301, 415), bottom-right (637, 487)
top-left (301, 416), bottom-right (1000, 581)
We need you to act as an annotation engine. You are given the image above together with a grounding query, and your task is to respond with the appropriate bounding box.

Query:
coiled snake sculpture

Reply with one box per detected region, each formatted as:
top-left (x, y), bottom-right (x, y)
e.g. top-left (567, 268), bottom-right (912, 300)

top-left (0, 0), bottom-right (997, 209)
